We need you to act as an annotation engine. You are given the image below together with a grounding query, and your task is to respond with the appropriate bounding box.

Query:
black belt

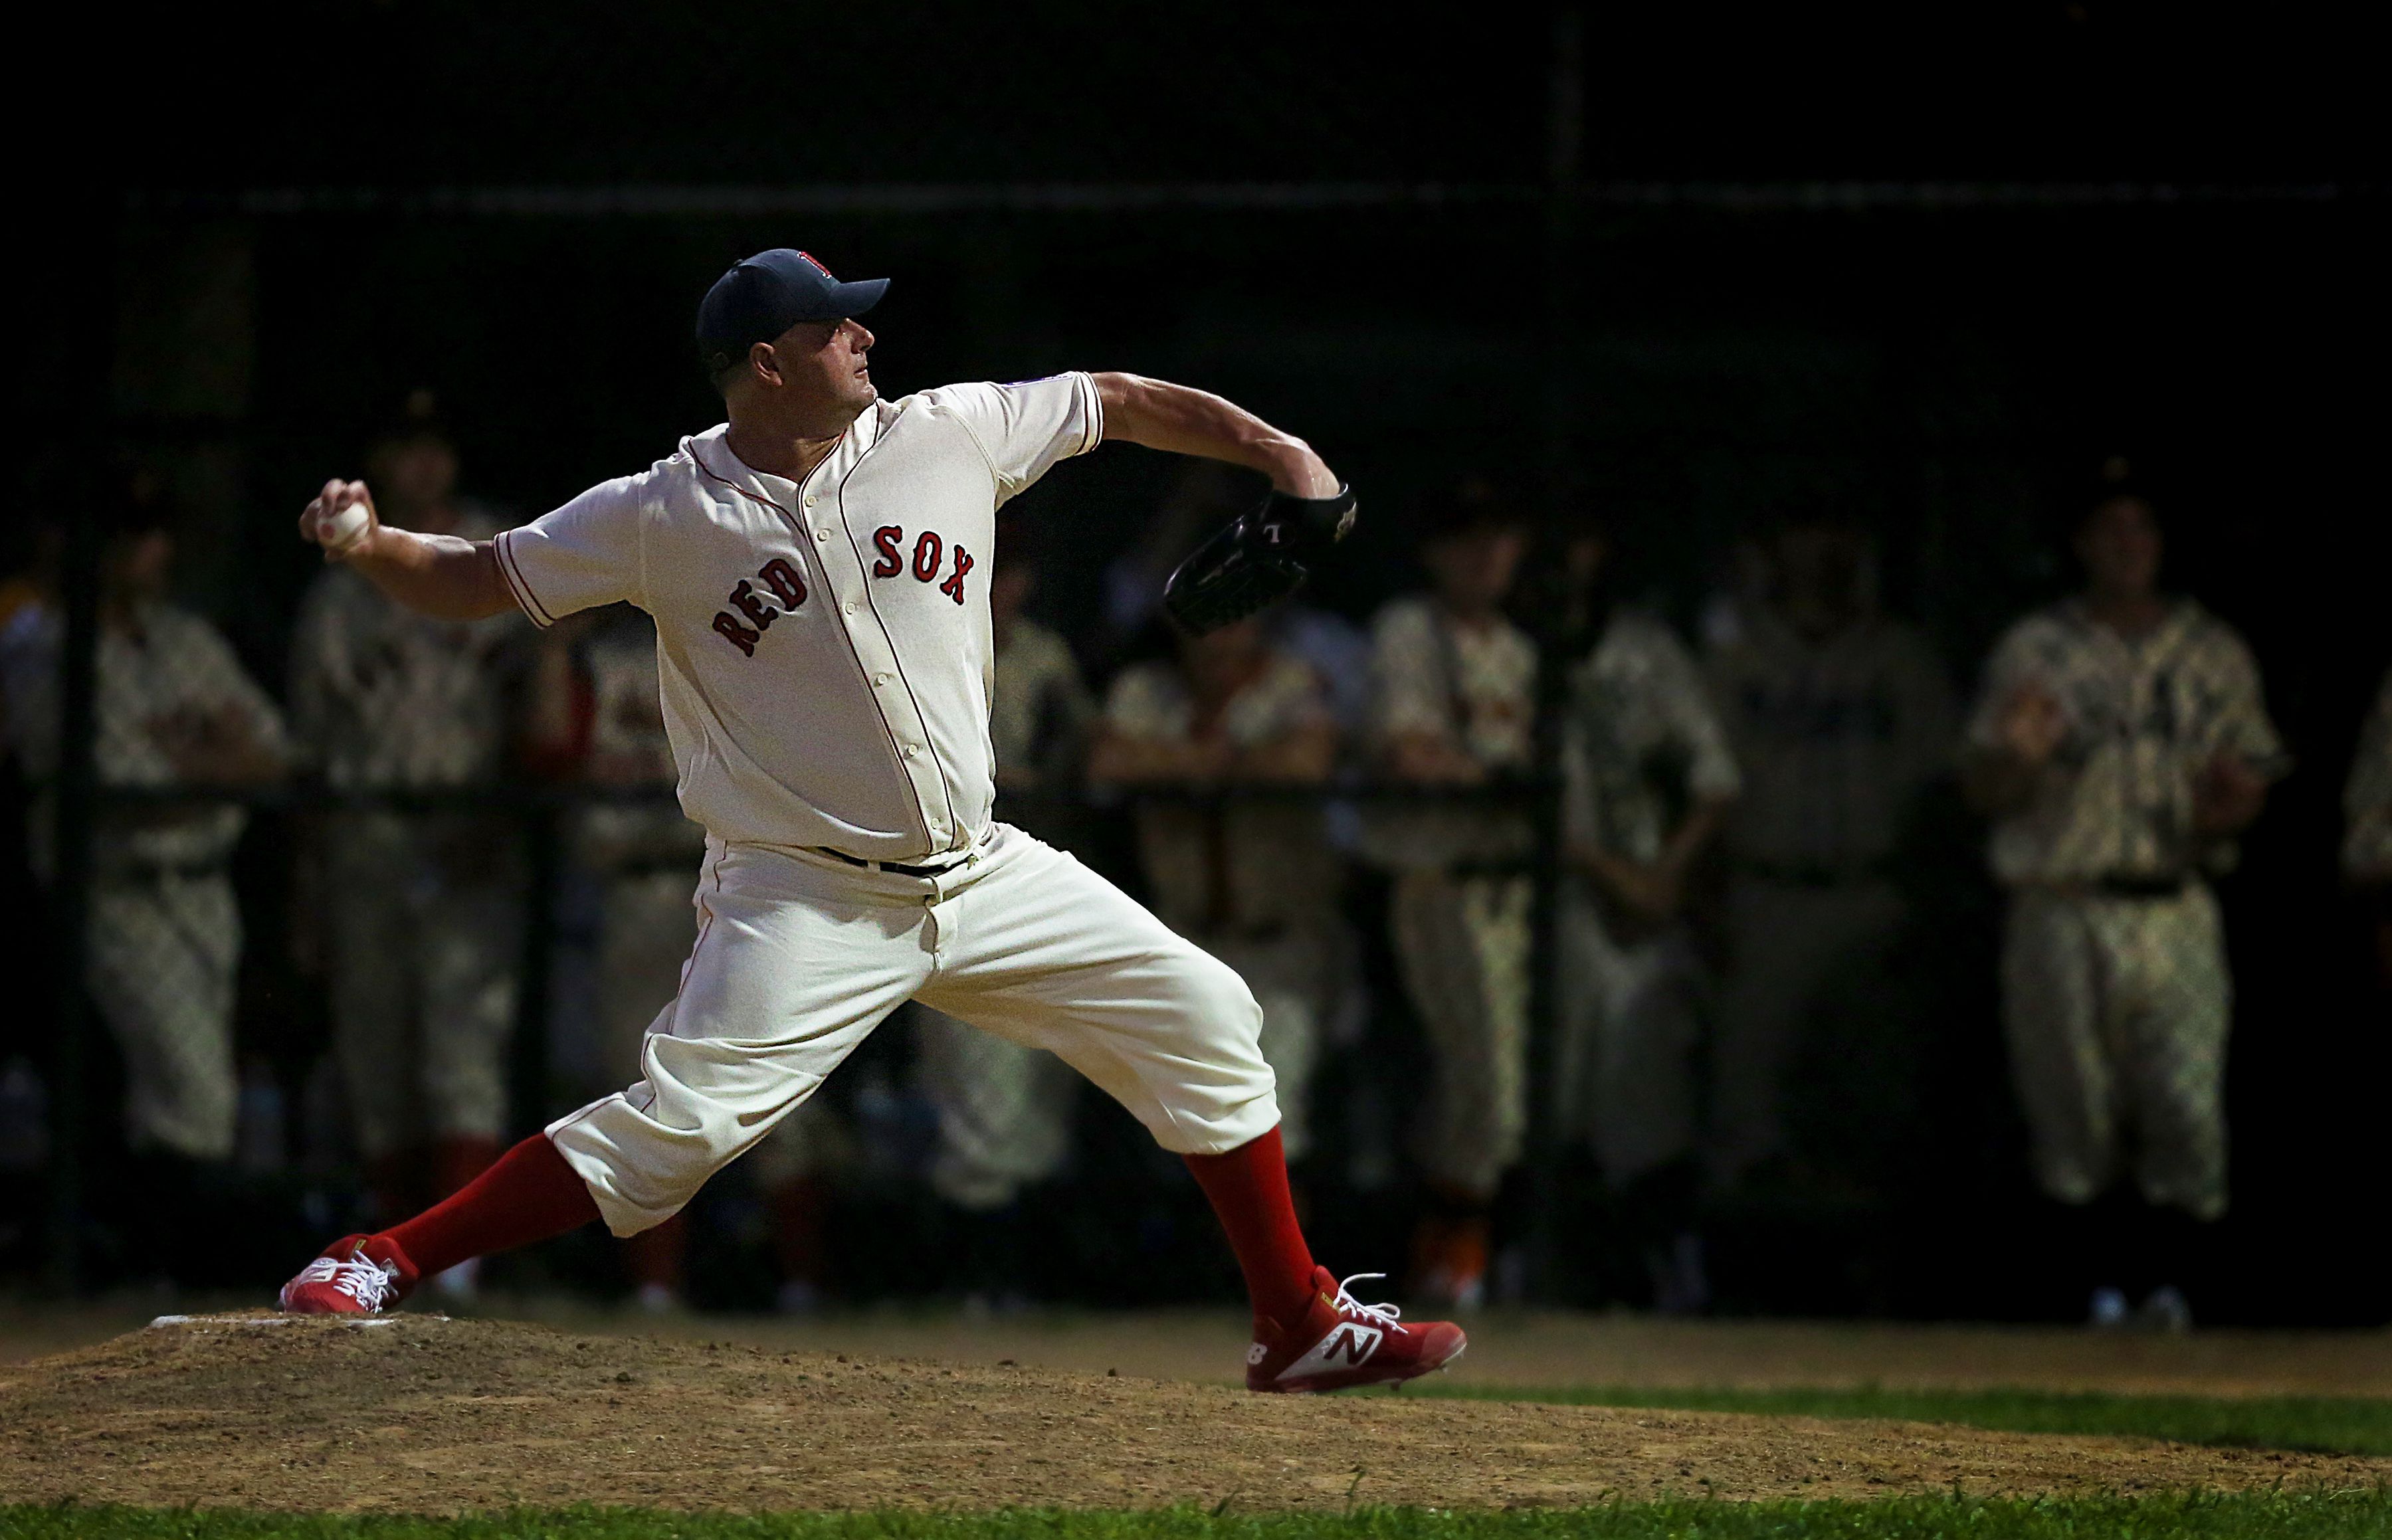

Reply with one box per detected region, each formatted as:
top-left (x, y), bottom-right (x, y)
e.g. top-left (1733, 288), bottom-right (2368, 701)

top-left (811, 846), bottom-right (953, 880)
top-left (1737, 858), bottom-right (1886, 888)
top-left (2097, 873), bottom-right (2191, 900)
top-left (103, 862), bottom-right (228, 882)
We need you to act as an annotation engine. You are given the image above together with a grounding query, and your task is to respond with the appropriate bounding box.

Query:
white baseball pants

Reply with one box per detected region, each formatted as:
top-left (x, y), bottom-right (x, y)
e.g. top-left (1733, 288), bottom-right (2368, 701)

top-left (2001, 883), bottom-right (2232, 1221)
top-left (910, 923), bottom-right (1332, 1212)
top-left (86, 872), bottom-right (241, 1161)
top-left (1389, 871), bottom-right (1534, 1201)
top-left (324, 820), bottom-right (518, 1160)
top-left (1553, 890), bottom-right (1704, 1188)
top-left (548, 824), bottom-right (1277, 1236)
top-left (1711, 874), bottom-right (1907, 1183)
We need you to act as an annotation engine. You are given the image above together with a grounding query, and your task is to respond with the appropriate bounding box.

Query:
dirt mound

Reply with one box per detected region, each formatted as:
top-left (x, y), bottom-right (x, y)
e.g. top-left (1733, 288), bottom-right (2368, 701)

top-left (1, 1313), bottom-right (2381, 1514)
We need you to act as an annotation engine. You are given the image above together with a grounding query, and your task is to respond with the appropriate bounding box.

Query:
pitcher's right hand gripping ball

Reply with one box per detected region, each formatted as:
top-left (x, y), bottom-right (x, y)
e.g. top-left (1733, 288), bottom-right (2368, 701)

top-left (1161, 482), bottom-right (1357, 636)
top-left (299, 478), bottom-right (378, 559)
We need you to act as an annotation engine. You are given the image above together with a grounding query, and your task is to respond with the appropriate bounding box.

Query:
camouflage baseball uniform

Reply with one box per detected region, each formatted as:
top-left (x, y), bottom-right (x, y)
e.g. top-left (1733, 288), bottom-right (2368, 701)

top-left (1102, 646), bottom-right (1343, 1163)
top-left (1555, 612), bottom-right (1741, 1185)
top-left (1, 599), bottom-right (288, 1160)
top-left (289, 507), bottom-right (525, 1166)
top-left (1367, 595), bottom-right (1536, 1201)
top-left (914, 615), bottom-right (1092, 1210)
top-left (1706, 608), bottom-right (1954, 1179)
top-left (2344, 668), bottom-right (2392, 881)
top-left (1969, 598), bottom-right (2284, 1220)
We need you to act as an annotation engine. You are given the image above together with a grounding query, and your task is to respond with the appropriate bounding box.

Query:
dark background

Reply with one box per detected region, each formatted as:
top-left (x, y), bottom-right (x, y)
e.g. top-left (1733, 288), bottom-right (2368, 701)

top-left (7, 3), bottom-right (2386, 1321)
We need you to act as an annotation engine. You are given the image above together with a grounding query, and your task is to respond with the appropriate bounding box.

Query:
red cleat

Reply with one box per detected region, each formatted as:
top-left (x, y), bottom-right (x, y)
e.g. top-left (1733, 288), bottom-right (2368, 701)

top-left (1246, 1267), bottom-right (1466, 1393)
top-left (278, 1234), bottom-right (419, 1316)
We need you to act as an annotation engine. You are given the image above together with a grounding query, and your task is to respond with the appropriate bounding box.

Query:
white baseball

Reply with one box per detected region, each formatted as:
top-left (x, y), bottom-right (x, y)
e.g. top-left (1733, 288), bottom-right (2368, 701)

top-left (322, 499), bottom-right (373, 554)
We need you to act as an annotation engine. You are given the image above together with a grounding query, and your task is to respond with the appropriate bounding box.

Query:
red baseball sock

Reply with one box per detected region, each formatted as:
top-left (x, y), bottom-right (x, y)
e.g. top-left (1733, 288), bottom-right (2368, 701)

top-left (382, 1133), bottom-right (602, 1279)
top-left (1184, 1125), bottom-right (1316, 1329)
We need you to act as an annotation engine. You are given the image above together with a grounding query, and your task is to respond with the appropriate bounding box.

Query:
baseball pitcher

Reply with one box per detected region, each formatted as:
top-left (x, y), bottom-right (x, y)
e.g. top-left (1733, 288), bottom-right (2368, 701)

top-left (275, 248), bottom-right (1461, 1393)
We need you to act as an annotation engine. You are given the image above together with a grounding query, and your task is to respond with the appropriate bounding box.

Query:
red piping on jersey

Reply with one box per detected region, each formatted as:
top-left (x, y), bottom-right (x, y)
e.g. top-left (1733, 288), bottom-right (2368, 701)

top-left (492, 529), bottom-right (559, 628)
top-left (690, 434), bottom-right (940, 856)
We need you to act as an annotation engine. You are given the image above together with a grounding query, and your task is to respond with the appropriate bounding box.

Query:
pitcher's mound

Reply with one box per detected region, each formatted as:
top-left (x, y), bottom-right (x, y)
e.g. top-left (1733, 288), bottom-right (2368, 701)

top-left (1, 1313), bottom-right (2378, 1513)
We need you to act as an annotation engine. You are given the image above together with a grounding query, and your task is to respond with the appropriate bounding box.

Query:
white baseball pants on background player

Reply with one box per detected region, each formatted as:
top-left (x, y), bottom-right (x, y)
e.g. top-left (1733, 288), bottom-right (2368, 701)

top-left (324, 824), bottom-right (518, 1161)
top-left (916, 1003), bottom-right (1078, 1211)
top-left (1390, 870), bottom-right (1534, 1201)
top-left (548, 824), bottom-right (1277, 1236)
top-left (1712, 874), bottom-right (1907, 1181)
top-left (1553, 892), bottom-right (1705, 1187)
top-left (86, 872), bottom-right (242, 1161)
top-left (2001, 883), bottom-right (2232, 1221)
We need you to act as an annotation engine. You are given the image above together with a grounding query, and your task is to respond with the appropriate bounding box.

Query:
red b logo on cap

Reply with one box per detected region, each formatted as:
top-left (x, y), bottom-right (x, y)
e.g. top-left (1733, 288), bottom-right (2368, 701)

top-left (796, 251), bottom-right (835, 279)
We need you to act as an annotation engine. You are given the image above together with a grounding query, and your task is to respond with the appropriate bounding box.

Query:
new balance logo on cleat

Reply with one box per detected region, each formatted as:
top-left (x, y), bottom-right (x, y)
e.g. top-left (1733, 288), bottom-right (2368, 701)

top-left (1245, 1266), bottom-right (1465, 1394)
top-left (1275, 1322), bottom-right (1383, 1384)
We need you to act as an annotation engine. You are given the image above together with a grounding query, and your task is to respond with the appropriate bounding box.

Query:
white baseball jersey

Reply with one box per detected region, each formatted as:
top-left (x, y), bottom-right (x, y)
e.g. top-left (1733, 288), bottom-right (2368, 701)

top-left (1967, 597), bottom-right (2283, 886)
top-left (491, 372), bottom-right (1103, 863)
top-left (291, 504), bottom-right (520, 790)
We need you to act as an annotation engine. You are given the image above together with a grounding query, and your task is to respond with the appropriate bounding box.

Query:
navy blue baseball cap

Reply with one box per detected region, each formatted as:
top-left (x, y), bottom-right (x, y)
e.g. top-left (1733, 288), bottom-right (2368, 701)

top-left (696, 249), bottom-right (889, 373)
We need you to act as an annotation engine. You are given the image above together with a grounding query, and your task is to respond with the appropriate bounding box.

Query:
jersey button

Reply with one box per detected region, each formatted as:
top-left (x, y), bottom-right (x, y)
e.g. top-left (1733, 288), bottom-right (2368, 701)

top-left (874, 672), bottom-right (891, 686)
top-left (815, 528), bottom-right (829, 543)
top-left (803, 496), bottom-right (817, 508)
top-left (843, 601), bottom-right (856, 615)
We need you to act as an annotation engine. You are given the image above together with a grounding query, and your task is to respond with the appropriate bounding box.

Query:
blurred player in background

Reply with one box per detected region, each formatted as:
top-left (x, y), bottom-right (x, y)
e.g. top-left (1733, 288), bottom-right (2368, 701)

top-left (288, 395), bottom-right (524, 1299)
top-left (2345, 667), bottom-right (2392, 993)
top-left (1549, 518), bottom-right (1740, 1314)
top-left (1706, 508), bottom-right (1954, 1189)
top-left (1964, 464), bottom-right (2284, 1330)
top-left (0, 480), bottom-right (288, 1233)
top-left (912, 522), bottom-right (1093, 1311)
top-left (1090, 613), bottom-right (1343, 1182)
top-left (1367, 480), bottom-right (1536, 1309)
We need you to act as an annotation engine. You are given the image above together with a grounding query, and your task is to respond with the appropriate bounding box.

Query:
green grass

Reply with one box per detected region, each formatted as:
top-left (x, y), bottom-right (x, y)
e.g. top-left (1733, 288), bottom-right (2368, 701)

top-left (5, 1494), bottom-right (2391, 1540)
top-left (1401, 1384), bottom-right (2392, 1459)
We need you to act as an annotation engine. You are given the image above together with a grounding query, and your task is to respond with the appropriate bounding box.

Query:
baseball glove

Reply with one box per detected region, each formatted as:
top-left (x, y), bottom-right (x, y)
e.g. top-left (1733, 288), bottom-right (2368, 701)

top-left (1161, 482), bottom-right (1358, 636)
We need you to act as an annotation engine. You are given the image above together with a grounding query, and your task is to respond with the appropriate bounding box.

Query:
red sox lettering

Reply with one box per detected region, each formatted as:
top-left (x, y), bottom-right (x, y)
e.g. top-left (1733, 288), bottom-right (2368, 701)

top-left (710, 556), bottom-right (810, 658)
top-left (873, 526), bottom-right (974, 605)
top-left (714, 532), bottom-right (975, 658)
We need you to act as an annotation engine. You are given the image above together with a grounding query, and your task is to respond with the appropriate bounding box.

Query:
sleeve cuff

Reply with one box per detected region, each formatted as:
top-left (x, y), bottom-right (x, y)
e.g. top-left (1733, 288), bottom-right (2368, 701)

top-left (1077, 371), bottom-right (1104, 454)
top-left (492, 529), bottom-right (557, 628)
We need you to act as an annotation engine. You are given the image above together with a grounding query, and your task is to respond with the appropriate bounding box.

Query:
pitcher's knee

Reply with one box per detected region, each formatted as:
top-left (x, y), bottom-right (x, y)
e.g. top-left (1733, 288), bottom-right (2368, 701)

top-left (546, 1093), bottom-right (749, 1238)
top-left (1130, 943), bottom-right (1280, 1153)
top-left (1173, 945), bottom-right (1265, 1041)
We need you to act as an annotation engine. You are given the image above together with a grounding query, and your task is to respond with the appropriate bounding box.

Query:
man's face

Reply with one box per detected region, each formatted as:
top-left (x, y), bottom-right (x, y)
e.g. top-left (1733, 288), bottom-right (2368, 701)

top-left (105, 529), bottom-right (173, 605)
top-left (1425, 526), bottom-right (1526, 613)
top-left (2076, 496), bottom-right (2163, 599)
top-left (763, 318), bottom-right (876, 419)
top-left (374, 438), bottom-right (459, 514)
top-left (1776, 524), bottom-right (1867, 635)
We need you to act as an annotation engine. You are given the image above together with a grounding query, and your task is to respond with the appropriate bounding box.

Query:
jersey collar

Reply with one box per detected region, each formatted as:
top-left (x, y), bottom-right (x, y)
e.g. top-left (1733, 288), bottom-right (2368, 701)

top-left (687, 406), bottom-right (885, 517)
